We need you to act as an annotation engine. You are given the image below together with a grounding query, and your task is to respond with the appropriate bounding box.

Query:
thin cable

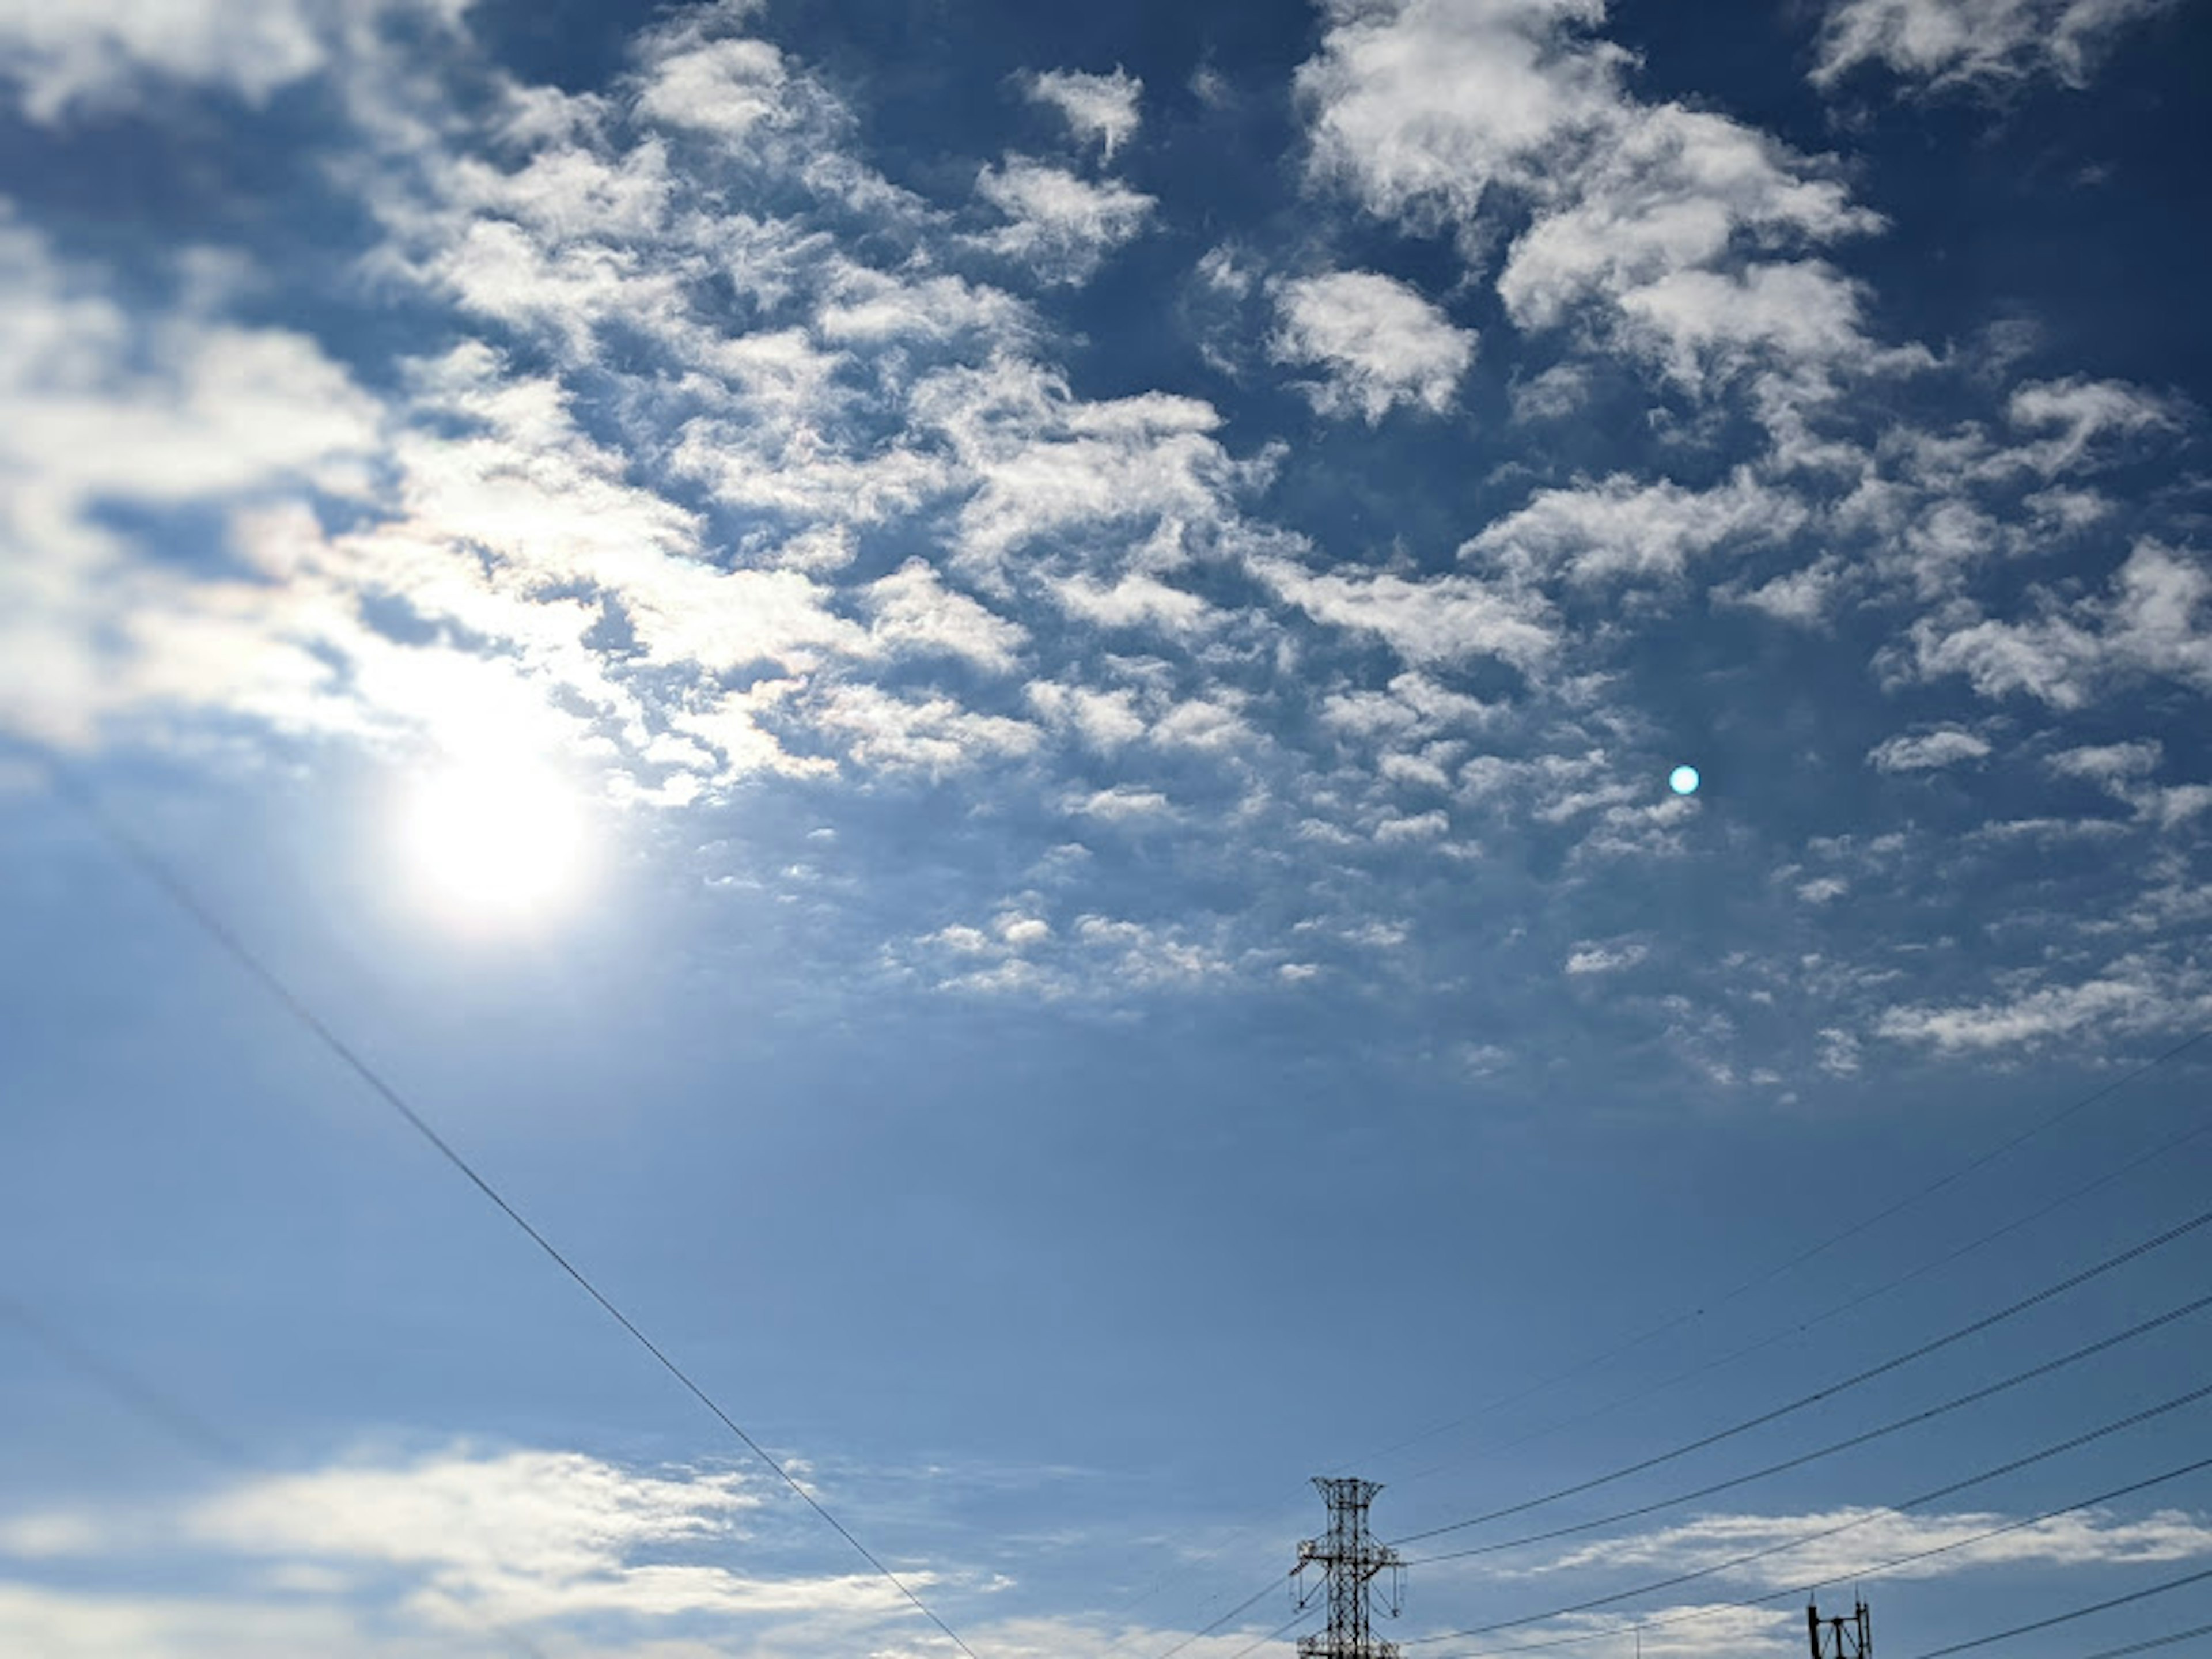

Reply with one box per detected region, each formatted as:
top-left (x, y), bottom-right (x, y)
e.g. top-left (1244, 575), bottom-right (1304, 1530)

top-left (1104, 1034), bottom-right (2212, 1650)
top-left (1395, 1096), bottom-right (2212, 1493)
top-left (1417, 1452), bottom-right (2212, 1658)
top-left (1107, 1073), bottom-right (2212, 1657)
top-left (1363, 1027), bottom-right (2212, 1479)
top-left (1906, 1566), bottom-right (2212, 1659)
top-left (1402, 1381), bottom-right (2212, 1641)
top-left (2068, 1620), bottom-right (2212, 1659)
top-left (0, 1289), bottom-right (552, 1659)
top-left (58, 768), bottom-right (983, 1659)
top-left (0, 1291), bottom-right (244, 1463)
top-left (1406, 1305), bottom-right (2212, 1567)
top-left (1221, 1605), bottom-right (1315, 1659)
top-left (1152, 1575), bottom-right (1294, 1659)
top-left (1392, 1202), bottom-right (2212, 1545)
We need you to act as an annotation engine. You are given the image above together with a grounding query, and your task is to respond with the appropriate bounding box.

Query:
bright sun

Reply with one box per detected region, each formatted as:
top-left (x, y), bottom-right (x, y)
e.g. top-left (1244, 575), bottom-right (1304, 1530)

top-left (398, 758), bottom-right (590, 930)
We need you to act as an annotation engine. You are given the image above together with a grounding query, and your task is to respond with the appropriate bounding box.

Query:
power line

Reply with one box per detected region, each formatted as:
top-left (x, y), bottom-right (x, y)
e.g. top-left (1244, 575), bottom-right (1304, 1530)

top-left (1223, 1605), bottom-right (1315, 1659)
top-left (1417, 1451), bottom-right (2212, 1659)
top-left (1152, 1575), bottom-right (1294, 1659)
top-left (1906, 1566), bottom-right (2212, 1659)
top-left (1393, 1091), bottom-right (2212, 1495)
top-left (55, 767), bottom-right (985, 1659)
top-left (1405, 1304), bottom-right (2212, 1568)
top-left (0, 1288), bottom-right (553, 1659)
top-left (1361, 1027), bottom-right (2212, 1483)
top-left (2069, 1620), bottom-right (2212, 1659)
top-left (1403, 1381), bottom-right (2212, 1642)
top-left (1392, 1202), bottom-right (2212, 1546)
top-left (1111, 1043), bottom-right (2212, 1658)
top-left (0, 1290), bottom-right (244, 1463)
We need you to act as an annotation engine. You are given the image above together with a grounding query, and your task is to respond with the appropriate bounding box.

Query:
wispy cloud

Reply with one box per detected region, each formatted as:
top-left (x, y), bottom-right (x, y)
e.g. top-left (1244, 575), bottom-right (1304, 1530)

top-left (1811, 0), bottom-right (2180, 93)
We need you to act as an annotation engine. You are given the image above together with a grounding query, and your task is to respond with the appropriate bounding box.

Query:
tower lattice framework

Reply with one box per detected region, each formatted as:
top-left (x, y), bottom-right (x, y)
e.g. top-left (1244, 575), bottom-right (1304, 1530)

top-left (1808, 1598), bottom-right (1872, 1659)
top-left (1293, 1477), bottom-right (1403, 1659)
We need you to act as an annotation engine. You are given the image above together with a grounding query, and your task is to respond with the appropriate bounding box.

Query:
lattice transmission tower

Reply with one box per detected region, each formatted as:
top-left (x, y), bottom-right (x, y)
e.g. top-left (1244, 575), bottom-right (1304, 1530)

top-left (1293, 1478), bottom-right (1404, 1659)
top-left (1808, 1597), bottom-right (1872, 1659)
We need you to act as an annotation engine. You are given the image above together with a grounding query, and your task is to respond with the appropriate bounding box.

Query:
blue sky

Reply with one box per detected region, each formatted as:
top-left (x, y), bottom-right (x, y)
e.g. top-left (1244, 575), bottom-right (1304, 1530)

top-left (3, 0), bottom-right (2211, 1656)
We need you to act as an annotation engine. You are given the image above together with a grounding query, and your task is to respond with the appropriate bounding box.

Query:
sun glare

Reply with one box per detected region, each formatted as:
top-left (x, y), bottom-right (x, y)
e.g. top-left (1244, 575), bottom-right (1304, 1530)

top-left (398, 758), bottom-right (590, 930)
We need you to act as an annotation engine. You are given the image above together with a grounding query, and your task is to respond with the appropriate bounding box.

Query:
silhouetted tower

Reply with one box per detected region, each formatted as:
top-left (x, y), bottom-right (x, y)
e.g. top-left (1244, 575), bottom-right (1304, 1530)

top-left (1293, 1478), bottom-right (1403, 1659)
top-left (1808, 1597), bottom-right (1872, 1659)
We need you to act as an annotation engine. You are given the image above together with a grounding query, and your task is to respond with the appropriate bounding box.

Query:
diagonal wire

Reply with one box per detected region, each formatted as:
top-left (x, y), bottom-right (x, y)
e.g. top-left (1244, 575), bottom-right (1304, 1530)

top-left (2067, 1620), bottom-right (2212, 1659)
top-left (1151, 1574), bottom-right (1296, 1659)
top-left (1395, 1089), bottom-right (2212, 1494)
top-left (1417, 1452), bottom-right (2212, 1658)
top-left (1365, 1027), bottom-right (2212, 1483)
top-left (1406, 1306), bottom-right (2212, 1569)
top-left (1222, 1604), bottom-right (1316, 1659)
top-left (0, 1288), bottom-right (552, 1659)
top-left (1392, 1203), bottom-right (2212, 1545)
top-left (1111, 1035), bottom-right (2212, 1657)
top-left (1403, 1378), bottom-right (2212, 1641)
top-left (0, 1291), bottom-right (244, 1463)
top-left (1906, 1565), bottom-right (2212, 1658)
top-left (54, 766), bottom-right (984, 1659)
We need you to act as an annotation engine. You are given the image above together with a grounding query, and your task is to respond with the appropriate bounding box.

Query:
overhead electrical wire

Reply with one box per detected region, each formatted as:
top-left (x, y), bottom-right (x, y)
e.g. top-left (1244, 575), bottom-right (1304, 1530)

top-left (1360, 1026), bottom-right (2212, 1481)
top-left (0, 1290), bottom-right (244, 1463)
top-left (1392, 1202), bottom-right (2212, 1546)
top-left (1402, 1382), bottom-right (2212, 1642)
top-left (1404, 1306), bottom-right (2212, 1567)
top-left (1903, 1565), bottom-right (2212, 1659)
top-left (1149, 1575), bottom-right (1294, 1659)
top-left (1396, 1089), bottom-right (2212, 1493)
top-left (2067, 1620), bottom-right (2212, 1659)
top-left (1112, 1028), bottom-right (2211, 1658)
top-left (0, 1288), bottom-right (552, 1659)
top-left (52, 767), bottom-right (986, 1659)
top-left (1222, 1606), bottom-right (1315, 1659)
top-left (1415, 1451), bottom-right (2212, 1659)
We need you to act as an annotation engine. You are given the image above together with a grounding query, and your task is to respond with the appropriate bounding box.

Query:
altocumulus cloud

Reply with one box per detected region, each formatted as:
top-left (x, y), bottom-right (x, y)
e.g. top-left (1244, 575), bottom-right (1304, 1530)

top-left (0, 0), bottom-right (2207, 1095)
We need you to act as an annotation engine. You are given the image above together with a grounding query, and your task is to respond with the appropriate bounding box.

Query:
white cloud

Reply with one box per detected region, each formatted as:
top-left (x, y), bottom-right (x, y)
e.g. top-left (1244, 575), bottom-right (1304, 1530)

top-left (1817, 1027), bottom-right (1863, 1074)
top-left (1537, 1501), bottom-right (2212, 1593)
top-left (2048, 739), bottom-right (2162, 787)
top-left (1021, 66), bottom-right (1142, 161)
top-left (1904, 540), bottom-right (2212, 708)
top-left (917, 357), bottom-right (1263, 589)
top-left (1468, 470), bottom-right (1804, 585)
top-left (1027, 681), bottom-right (1146, 751)
top-left (1874, 957), bottom-right (2200, 1051)
top-left (1811, 0), bottom-right (2179, 92)
top-left (1497, 103), bottom-right (1881, 346)
top-left (1067, 785), bottom-right (1173, 820)
top-left (635, 34), bottom-right (791, 138)
top-left (972, 157), bottom-right (1156, 286)
top-left (813, 684), bottom-right (1041, 776)
top-left (0, 0), bottom-right (325, 122)
top-left (2005, 376), bottom-right (2183, 475)
top-left (1725, 556), bottom-right (1849, 626)
top-left (1566, 940), bottom-right (1647, 974)
top-left (1252, 558), bottom-right (1558, 674)
top-left (1867, 727), bottom-right (1993, 771)
top-left (1297, 0), bottom-right (1890, 384)
top-left (1297, 0), bottom-right (1622, 241)
top-left (862, 559), bottom-right (1028, 674)
top-left (0, 1444), bottom-right (995, 1656)
top-left (0, 213), bottom-right (384, 748)
top-left (1051, 571), bottom-right (1216, 637)
top-left (1270, 270), bottom-right (1476, 423)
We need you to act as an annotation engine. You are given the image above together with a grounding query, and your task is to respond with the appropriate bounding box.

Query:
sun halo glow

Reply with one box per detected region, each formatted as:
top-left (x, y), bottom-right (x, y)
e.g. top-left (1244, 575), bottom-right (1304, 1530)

top-left (397, 758), bottom-right (590, 930)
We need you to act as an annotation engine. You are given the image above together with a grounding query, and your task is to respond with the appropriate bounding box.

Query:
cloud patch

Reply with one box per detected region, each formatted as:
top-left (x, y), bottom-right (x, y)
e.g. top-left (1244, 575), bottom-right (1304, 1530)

top-left (1270, 270), bottom-right (1476, 423)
